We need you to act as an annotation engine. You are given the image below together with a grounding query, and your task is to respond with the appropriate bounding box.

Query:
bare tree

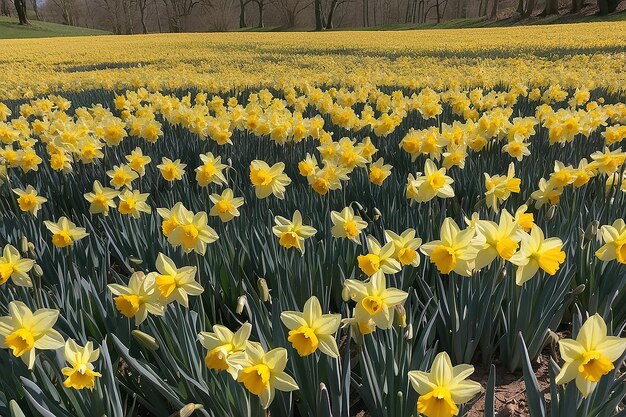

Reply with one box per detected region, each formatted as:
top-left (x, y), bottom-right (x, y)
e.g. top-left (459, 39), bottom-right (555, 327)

top-left (30, 0), bottom-right (41, 19)
top-left (51, 0), bottom-right (77, 24)
top-left (249, 0), bottom-right (270, 26)
top-left (540, 0), bottom-right (557, 14)
top-left (13, 0), bottom-right (29, 23)
top-left (489, 0), bottom-right (497, 17)
top-left (137, 0), bottom-right (149, 32)
top-left (597, 0), bottom-right (619, 13)
top-left (238, 0), bottom-right (252, 26)
top-left (1, 0), bottom-right (12, 15)
top-left (273, 0), bottom-right (311, 26)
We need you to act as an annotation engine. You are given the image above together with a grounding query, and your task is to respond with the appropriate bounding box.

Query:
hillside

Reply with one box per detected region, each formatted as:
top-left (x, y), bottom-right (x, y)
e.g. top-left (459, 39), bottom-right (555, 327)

top-left (0, 16), bottom-right (109, 39)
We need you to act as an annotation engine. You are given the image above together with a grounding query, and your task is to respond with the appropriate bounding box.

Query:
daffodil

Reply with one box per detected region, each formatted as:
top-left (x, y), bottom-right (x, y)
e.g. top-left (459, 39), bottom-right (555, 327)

top-left (357, 235), bottom-right (402, 277)
top-left (590, 147), bottom-right (626, 175)
top-left (153, 252), bottom-right (203, 308)
top-left (484, 163), bottom-right (521, 212)
top-left (280, 296), bottom-right (341, 357)
top-left (0, 244), bottom-right (35, 287)
top-left (474, 209), bottom-right (521, 269)
top-left (199, 323), bottom-right (253, 378)
top-left (549, 161), bottom-right (576, 188)
top-left (420, 218), bottom-right (485, 276)
top-left (595, 219), bottom-right (626, 264)
top-left (108, 271), bottom-right (164, 325)
top-left (228, 344), bottom-right (299, 409)
top-left (330, 206), bottom-right (368, 244)
top-left (0, 301), bottom-right (65, 369)
top-left (272, 210), bottom-right (317, 254)
top-left (509, 225), bottom-right (566, 285)
top-left (62, 339), bottom-right (102, 390)
top-left (298, 153), bottom-right (318, 177)
top-left (344, 273), bottom-right (408, 329)
top-left (195, 152), bottom-right (228, 187)
top-left (249, 160), bottom-right (291, 199)
top-left (106, 164), bottom-right (138, 189)
top-left (125, 147), bottom-right (152, 176)
top-left (168, 210), bottom-right (219, 255)
top-left (406, 159), bottom-right (454, 204)
top-left (384, 228), bottom-right (422, 267)
top-left (209, 188), bottom-right (244, 222)
top-left (513, 204), bottom-right (534, 232)
top-left (118, 189), bottom-right (151, 218)
top-left (555, 314), bottom-right (626, 397)
top-left (44, 217), bottom-right (89, 248)
top-left (157, 202), bottom-right (190, 237)
top-left (83, 180), bottom-right (118, 216)
top-left (368, 157), bottom-right (392, 186)
top-left (12, 185), bottom-right (47, 216)
top-left (157, 157), bottom-right (186, 182)
top-left (530, 178), bottom-right (563, 208)
top-left (408, 351), bottom-right (482, 417)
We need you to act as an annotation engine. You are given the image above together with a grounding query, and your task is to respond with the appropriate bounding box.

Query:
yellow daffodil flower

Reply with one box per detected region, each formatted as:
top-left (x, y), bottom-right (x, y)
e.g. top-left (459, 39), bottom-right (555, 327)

top-left (408, 351), bottom-right (482, 417)
top-left (62, 339), bottom-right (102, 391)
top-left (106, 164), bottom-right (138, 189)
top-left (154, 252), bottom-right (203, 308)
top-left (280, 296), bottom-right (341, 357)
top-left (330, 206), bottom-right (368, 244)
top-left (0, 244), bottom-right (35, 287)
top-left (108, 271), bottom-right (164, 325)
top-left (357, 235), bottom-right (402, 277)
top-left (199, 323), bottom-right (253, 378)
top-left (344, 273), bottom-right (408, 329)
top-left (157, 157), bottom-right (186, 182)
top-left (421, 218), bottom-right (485, 276)
top-left (125, 147), bottom-right (152, 176)
top-left (249, 160), bottom-right (291, 199)
top-left (44, 216), bottom-right (89, 248)
top-left (195, 152), bottom-right (228, 187)
top-left (12, 185), bottom-right (47, 216)
top-left (0, 301), bottom-right (65, 369)
top-left (555, 314), bottom-right (626, 397)
top-left (384, 228), bottom-right (422, 267)
top-left (509, 225), bottom-right (566, 285)
top-left (209, 188), bottom-right (244, 223)
top-left (595, 219), bottom-right (626, 264)
top-left (228, 344), bottom-right (299, 409)
top-left (272, 210), bottom-right (317, 255)
top-left (118, 189), bottom-right (151, 218)
top-left (83, 180), bottom-right (118, 216)
top-left (168, 210), bottom-right (218, 255)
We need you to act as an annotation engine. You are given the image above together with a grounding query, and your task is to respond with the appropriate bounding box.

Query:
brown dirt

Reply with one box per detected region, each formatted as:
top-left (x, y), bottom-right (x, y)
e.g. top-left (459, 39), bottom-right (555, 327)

top-left (466, 355), bottom-right (551, 417)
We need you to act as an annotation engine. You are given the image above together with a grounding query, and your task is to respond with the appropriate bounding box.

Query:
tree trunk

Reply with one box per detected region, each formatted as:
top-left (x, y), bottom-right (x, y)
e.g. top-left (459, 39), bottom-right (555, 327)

top-left (516, 0), bottom-right (524, 13)
top-left (325, 0), bottom-right (338, 28)
top-left (598, 0), bottom-right (619, 13)
top-left (314, 0), bottom-right (323, 29)
top-left (489, 0), bottom-right (497, 17)
top-left (13, 0), bottom-right (28, 24)
top-left (435, 0), bottom-right (440, 22)
top-left (155, 0), bottom-right (163, 32)
top-left (1, 0), bottom-right (12, 16)
top-left (30, 0), bottom-right (40, 19)
top-left (139, 0), bottom-right (148, 32)
top-left (570, 0), bottom-right (582, 12)
top-left (363, 0), bottom-right (369, 26)
top-left (257, 2), bottom-right (264, 27)
top-left (540, 0), bottom-right (558, 15)
top-left (522, 0), bottom-right (534, 15)
top-left (239, 0), bottom-right (247, 27)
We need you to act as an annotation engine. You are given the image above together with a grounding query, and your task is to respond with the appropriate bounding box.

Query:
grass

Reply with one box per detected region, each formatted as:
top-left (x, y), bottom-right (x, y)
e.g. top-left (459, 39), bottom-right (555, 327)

top-left (0, 16), bottom-right (109, 39)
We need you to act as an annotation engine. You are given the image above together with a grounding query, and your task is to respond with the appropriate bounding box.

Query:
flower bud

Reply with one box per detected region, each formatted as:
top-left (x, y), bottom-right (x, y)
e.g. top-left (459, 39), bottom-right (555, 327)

top-left (33, 264), bottom-right (44, 278)
top-left (545, 205), bottom-right (557, 220)
top-left (341, 285), bottom-right (351, 302)
top-left (404, 323), bottom-right (413, 340)
top-left (236, 295), bottom-right (247, 315)
top-left (257, 278), bottom-right (270, 302)
top-left (572, 284), bottom-right (586, 296)
top-left (132, 330), bottom-right (159, 351)
top-left (129, 256), bottom-right (143, 265)
top-left (584, 221), bottom-right (598, 242)
top-left (372, 208), bottom-right (382, 222)
top-left (394, 305), bottom-right (407, 328)
top-left (28, 242), bottom-right (36, 258)
top-left (20, 236), bottom-right (28, 254)
top-left (176, 403), bottom-right (204, 417)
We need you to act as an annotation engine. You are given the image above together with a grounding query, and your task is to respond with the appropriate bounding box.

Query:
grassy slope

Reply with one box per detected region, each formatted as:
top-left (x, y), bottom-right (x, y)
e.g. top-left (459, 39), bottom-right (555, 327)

top-left (0, 16), bottom-right (109, 39)
top-left (234, 10), bottom-right (626, 31)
